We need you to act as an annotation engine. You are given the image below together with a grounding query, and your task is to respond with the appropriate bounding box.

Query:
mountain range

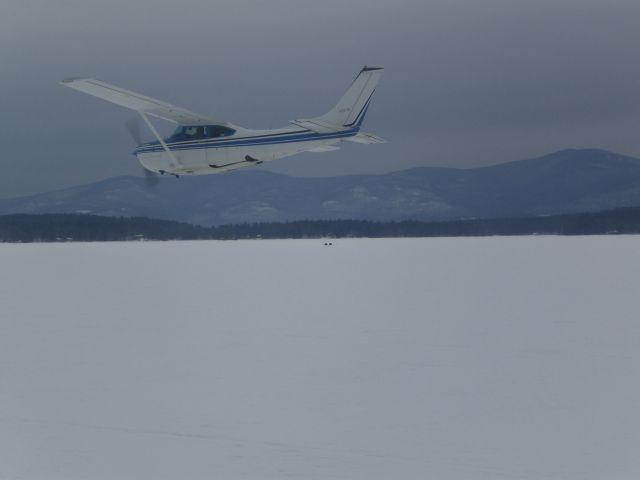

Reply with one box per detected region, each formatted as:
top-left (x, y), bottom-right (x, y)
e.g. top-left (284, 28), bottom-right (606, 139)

top-left (2, 149), bottom-right (640, 226)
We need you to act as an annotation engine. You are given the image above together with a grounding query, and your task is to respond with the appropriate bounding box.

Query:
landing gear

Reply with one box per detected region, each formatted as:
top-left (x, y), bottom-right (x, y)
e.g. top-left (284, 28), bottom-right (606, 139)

top-left (156, 169), bottom-right (178, 178)
top-left (209, 155), bottom-right (264, 170)
top-left (245, 155), bottom-right (263, 165)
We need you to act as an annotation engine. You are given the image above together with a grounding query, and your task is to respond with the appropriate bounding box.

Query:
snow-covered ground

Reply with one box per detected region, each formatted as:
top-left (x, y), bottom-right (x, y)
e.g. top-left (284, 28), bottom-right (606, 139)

top-left (1, 237), bottom-right (639, 479)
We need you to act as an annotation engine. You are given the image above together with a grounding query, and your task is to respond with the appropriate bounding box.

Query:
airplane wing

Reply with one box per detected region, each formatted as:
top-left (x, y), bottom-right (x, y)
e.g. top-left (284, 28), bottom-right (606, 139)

top-left (60, 77), bottom-right (228, 126)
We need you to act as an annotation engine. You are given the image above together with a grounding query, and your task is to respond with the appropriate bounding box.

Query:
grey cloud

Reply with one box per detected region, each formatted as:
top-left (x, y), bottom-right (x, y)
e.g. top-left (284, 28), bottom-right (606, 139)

top-left (2, 0), bottom-right (640, 197)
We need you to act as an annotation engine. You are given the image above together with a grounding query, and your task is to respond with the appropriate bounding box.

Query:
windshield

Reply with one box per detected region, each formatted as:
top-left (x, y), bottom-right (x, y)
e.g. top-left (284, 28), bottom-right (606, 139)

top-left (168, 125), bottom-right (235, 142)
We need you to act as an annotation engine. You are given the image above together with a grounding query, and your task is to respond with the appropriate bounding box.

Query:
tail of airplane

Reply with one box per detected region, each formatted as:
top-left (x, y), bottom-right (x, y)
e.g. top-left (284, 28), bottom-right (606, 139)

top-left (289, 66), bottom-right (385, 143)
top-left (315, 66), bottom-right (383, 128)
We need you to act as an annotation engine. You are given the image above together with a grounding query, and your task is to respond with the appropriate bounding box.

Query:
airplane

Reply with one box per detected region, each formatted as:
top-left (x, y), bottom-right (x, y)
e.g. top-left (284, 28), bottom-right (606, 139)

top-left (60, 67), bottom-right (385, 179)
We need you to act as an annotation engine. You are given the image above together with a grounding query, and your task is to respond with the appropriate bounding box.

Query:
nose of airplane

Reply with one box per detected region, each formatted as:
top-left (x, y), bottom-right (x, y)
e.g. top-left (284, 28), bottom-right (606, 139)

top-left (133, 140), bottom-right (160, 156)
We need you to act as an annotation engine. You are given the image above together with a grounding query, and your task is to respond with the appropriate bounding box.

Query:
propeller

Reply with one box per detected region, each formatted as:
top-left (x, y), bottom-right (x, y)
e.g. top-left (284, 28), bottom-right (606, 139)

top-left (125, 116), bottom-right (142, 146)
top-left (125, 116), bottom-right (160, 187)
top-left (142, 166), bottom-right (161, 187)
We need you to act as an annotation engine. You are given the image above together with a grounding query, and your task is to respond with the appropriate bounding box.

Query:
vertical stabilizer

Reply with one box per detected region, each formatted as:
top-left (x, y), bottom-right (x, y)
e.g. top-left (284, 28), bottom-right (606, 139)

top-left (314, 67), bottom-right (383, 128)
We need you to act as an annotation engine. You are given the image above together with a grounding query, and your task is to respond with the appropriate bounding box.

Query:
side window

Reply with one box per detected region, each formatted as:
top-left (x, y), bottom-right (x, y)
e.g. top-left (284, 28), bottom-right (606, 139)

top-left (205, 126), bottom-right (235, 138)
top-left (184, 126), bottom-right (204, 139)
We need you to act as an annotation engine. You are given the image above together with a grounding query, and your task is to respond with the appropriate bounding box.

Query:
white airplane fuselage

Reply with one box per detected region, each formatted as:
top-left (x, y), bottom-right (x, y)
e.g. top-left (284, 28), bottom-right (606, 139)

top-left (135, 125), bottom-right (358, 176)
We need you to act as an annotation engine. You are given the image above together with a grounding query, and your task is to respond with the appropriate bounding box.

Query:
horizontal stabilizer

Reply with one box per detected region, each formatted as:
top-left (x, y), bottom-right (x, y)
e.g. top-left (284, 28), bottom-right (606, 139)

top-left (345, 132), bottom-right (386, 144)
top-left (306, 145), bottom-right (341, 153)
top-left (60, 77), bottom-right (227, 126)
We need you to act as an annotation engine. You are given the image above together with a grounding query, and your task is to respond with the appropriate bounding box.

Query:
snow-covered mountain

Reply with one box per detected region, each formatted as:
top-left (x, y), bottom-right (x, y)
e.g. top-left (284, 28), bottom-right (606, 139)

top-left (2, 149), bottom-right (640, 226)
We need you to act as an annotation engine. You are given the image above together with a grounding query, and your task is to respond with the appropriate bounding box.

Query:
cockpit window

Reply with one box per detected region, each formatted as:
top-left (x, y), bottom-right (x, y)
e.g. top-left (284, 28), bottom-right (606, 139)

top-left (168, 125), bottom-right (236, 142)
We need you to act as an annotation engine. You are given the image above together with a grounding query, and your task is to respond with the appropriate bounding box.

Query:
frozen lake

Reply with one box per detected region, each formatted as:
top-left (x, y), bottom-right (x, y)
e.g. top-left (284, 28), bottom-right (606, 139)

top-left (1, 237), bottom-right (639, 479)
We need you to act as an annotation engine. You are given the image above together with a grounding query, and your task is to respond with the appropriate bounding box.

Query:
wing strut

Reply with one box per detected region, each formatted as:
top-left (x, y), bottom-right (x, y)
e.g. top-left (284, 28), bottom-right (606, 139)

top-left (138, 111), bottom-right (182, 168)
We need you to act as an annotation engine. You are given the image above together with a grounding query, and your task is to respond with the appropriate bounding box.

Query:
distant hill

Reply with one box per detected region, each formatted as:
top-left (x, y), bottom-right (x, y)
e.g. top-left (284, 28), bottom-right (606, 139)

top-left (1, 149), bottom-right (640, 226)
top-left (2, 207), bottom-right (640, 243)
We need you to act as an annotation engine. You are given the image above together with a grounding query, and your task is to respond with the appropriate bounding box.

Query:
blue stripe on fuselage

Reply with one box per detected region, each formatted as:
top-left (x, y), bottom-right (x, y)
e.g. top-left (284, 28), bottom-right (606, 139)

top-left (134, 128), bottom-right (359, 155)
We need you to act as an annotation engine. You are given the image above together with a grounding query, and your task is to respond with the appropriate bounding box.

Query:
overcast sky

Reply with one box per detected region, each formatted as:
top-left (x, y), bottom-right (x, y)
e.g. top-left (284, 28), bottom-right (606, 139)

top-left (2, 0), bottom-right (640, 197)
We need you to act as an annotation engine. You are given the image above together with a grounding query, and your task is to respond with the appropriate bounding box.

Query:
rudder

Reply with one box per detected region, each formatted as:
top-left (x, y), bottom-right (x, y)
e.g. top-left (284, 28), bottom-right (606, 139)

top-left (315, 67), bottom-right (383, 128)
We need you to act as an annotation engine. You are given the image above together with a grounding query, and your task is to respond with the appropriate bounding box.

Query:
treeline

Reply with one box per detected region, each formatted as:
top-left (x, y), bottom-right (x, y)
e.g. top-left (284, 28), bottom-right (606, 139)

top-left (0, 214), bottom-right (212, 242)
top-left (1, 207), bottom-right (640, 243)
